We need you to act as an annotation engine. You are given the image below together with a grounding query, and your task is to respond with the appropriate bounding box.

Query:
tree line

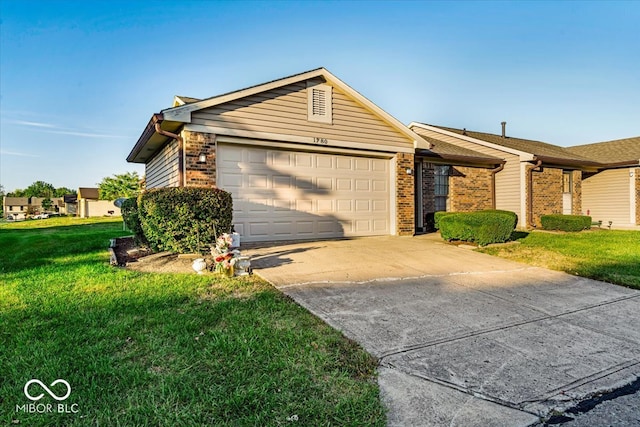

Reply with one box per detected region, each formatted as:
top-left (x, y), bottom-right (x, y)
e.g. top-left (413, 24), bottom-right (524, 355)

top-left (1, 172), bottom-right (142, 201)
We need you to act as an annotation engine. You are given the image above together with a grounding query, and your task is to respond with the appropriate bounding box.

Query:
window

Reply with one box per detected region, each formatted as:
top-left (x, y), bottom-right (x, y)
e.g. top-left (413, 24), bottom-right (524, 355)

top-left (307, 83), bottom-right (332, 124)
top-left (9, 206), bottom-right (13, 211)
top-left (563, 171), bottom-right (572, 193)
top-left (434, 165), bottom-right (450, 211)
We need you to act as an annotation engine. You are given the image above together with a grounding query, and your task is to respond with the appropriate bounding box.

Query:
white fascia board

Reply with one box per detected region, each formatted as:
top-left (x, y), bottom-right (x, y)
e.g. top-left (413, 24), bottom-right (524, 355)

top-left (409, 122), bottom-right (535, 161)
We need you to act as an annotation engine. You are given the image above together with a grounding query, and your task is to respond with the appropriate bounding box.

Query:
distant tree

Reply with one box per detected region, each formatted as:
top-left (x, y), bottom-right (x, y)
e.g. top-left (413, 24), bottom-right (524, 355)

top-left (54, 187), bottom-right (76, 197)
top-left (7, 188), bottom-right (26, 197)
top-left (98, 172), bottom-right (141, 200)
top-left (41, 198), bottom-right (53, 212)
top-left (23, 181), bottom-right (56, 198)
top-left (0, 184), bottom-right (5, 198)
top-left (26, 205), bottom-right (38, 216)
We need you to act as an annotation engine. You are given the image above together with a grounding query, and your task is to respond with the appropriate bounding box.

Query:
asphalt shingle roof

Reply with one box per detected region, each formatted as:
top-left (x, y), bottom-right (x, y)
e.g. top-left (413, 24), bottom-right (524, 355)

top-left (567, 136), bottom-right (640, 165)
top-left (416, 134), bottom-right (503, 165)
top-left (432, 125), bottom-right (596, 164)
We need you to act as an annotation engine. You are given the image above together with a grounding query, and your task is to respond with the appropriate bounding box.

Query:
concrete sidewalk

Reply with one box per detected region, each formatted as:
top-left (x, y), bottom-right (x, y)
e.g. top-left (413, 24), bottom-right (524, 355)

top-left (245, 236), bottom-right (640, 426)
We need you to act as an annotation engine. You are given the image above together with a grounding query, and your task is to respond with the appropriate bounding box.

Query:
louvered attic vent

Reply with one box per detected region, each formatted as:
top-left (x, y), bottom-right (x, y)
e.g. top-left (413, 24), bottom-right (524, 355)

top-left (307, 83), bottom-right (332, 124)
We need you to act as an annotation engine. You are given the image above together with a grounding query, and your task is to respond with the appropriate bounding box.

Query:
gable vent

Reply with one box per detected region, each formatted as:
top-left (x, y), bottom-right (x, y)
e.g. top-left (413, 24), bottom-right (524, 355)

top-left (307, 83), bottom-right (332, 124)
top-left (312, 88), bottom-right (326, 116)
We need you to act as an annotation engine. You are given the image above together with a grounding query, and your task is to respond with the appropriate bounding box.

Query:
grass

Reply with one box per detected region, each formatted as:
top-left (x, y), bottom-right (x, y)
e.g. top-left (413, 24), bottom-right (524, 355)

top-left (0, 217), bottom-right (385, 426)
top-left (478, 229), bottom-right (640, 289)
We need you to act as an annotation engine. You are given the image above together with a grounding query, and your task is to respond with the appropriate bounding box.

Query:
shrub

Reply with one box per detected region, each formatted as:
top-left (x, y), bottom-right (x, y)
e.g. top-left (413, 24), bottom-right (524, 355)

top-left (434, 211), bottom-right (455, 230)
top-left (540, 214), bottom-right (592, 232)
top-left (138, 187), bottom-right (233, 254)
top-left (438, 210), bottom-right (518, 246)
top-left (120, 197), bottom-right (147, 245)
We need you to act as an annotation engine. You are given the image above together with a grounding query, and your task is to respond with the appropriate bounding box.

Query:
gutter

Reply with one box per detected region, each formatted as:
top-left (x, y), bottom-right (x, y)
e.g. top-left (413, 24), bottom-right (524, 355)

top-left (490, 162), bottom-right (505, 209)
top-left (153, 114), bottom-right (185, 187)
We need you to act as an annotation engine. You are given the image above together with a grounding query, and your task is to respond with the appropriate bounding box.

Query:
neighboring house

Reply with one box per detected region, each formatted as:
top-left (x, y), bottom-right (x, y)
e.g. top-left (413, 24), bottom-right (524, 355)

top-left (127, 68), bottom-right (430, 242)
top-left (409, 123), bottom-right (601, 228)
top-left (77, 187), bottom-right (121, 218)
top-left (3, 197), bottom-right (29, 219)
top-left (567, 137), bottom-right (640, 228)
top-left (2, 196), bottom-right (65, 219)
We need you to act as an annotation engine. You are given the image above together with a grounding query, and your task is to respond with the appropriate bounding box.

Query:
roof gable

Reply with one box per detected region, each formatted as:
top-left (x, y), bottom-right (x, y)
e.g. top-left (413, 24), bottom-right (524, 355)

top-left (162, 68), bottom-right (429, 149)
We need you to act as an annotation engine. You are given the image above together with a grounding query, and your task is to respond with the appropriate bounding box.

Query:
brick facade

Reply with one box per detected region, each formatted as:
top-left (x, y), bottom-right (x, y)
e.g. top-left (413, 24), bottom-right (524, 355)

top-left (450, 166), bottom-right (493, 212)
top-left (183, 130), bottom-right (217, 187)
top-left (528, 167), bottom-right (582, 227)
top-left (419, 162), bottom-right (493, 230)
top-left (396, 153), bottom-right (415, 236)
top-left (571, 170), bottom-right (582, 216)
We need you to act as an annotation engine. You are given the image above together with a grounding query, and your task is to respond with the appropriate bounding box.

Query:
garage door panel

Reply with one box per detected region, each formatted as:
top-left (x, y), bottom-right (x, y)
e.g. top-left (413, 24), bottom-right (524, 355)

top-left (218, 144), bottom-right (390, 242)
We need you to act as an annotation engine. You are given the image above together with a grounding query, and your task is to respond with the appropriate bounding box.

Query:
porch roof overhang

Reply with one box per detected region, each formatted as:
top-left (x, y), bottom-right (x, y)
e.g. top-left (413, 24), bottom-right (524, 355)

top-left (415, 148), bottom-right (505, 168)
top-left (532, 155), bottom-right (602, 171)
top-left (127, 113), bottom-right (183, 163)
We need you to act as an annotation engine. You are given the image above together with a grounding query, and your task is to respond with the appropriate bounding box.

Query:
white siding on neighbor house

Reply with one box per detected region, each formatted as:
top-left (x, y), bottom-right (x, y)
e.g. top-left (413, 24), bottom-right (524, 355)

top-left (412, 127), bottom-right (523, 221)
top-left (582, 168), bottom-right (633, 226)
top-left (190, 79), bottom-right (414, 150)
top-left (78, 200), bottom-right (121, 218)
top-left (146, 140), bottom-right (180, 188)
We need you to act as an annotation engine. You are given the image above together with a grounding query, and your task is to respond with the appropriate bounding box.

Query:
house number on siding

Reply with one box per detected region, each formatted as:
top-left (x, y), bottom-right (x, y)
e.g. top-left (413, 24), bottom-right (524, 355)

top-left (313, 137), bottom-right (328, 145)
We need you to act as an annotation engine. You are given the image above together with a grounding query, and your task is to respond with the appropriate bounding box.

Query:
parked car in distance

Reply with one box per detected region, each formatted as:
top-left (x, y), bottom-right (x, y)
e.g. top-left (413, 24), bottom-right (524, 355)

top-left (33, 213), bottom-right (50, 219)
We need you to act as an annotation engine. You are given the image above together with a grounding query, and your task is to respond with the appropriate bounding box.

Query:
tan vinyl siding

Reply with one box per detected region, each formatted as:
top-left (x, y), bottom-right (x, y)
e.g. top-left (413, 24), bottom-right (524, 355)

top-left (191, 80), bottom-right (413, 149)
top-left (413, 127), bottom-right (522, 218)
top-left (582, 168), bottom-right (632, 226)
top-left (146, 140), bottom-right (180, 189)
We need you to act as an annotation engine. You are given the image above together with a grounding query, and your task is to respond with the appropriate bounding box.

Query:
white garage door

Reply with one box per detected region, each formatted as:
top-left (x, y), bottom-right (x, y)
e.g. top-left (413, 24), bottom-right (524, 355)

top-left (217, 143), bottom-right (391, 242)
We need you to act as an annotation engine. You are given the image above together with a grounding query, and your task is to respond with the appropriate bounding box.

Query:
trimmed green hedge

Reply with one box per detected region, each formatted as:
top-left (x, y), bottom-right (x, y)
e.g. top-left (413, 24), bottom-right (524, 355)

top-left (540, 214), bottom-right (592, 232)
top-left (138, 187), bottom-right (233, 254)
top-left (121, 197), bottom-right (146, 245)
top-left (438, 210), bottom-right (518, 246)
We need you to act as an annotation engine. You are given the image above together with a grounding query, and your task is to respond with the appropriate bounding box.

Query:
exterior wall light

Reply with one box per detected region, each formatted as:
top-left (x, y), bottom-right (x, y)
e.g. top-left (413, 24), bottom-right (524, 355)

top-left (198, 153), bottom-right (207, 163)
top-left (406, 168), bottom-right (413, 175)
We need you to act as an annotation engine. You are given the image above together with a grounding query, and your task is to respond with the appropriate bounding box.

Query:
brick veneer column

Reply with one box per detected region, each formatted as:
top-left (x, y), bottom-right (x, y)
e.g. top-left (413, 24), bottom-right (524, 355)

top-left (572, 170), bottom-right (582, 215)
top-left (396, 153), bottom-right (415, 236)
top-left (183, 130), bottom-right (217, 187)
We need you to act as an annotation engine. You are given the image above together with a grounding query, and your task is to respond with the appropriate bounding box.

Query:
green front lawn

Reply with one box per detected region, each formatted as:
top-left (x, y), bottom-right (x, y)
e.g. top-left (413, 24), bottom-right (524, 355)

top-left (0, 217), bottom-right (385, 426)
top-left (479, 229), bottom-right (640, 289)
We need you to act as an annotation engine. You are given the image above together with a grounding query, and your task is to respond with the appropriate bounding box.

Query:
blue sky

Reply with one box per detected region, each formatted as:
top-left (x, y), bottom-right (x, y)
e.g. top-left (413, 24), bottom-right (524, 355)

top-left (1, 0), bottom-right (639, 192)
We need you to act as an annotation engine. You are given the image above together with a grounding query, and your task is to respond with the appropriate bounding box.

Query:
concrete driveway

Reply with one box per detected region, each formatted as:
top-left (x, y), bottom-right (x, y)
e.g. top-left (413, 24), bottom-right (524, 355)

top-left (244, 235), bottom-right (640, 426)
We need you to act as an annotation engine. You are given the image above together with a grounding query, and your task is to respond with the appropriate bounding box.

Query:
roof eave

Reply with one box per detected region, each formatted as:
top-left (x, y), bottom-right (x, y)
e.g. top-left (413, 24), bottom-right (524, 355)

top-left (416, 149), bottom-right (505, 167)
top-left (534, 155), bottom-right (602, 170)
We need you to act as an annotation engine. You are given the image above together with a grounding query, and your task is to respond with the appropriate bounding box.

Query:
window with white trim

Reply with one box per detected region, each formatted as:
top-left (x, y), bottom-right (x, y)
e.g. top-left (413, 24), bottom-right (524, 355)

top-left (307, 83), bottom-right (332, 124)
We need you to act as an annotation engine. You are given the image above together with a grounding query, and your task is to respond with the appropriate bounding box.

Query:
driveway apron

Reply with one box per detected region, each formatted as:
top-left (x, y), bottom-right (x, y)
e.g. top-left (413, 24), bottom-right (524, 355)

top-left (245, 235), bottom-right (640, 426)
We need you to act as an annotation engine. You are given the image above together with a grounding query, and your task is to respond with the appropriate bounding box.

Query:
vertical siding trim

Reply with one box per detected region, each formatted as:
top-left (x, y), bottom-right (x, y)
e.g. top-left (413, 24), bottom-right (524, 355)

top-left (631, 169), bottom-right (637, 225)
top-left (520, 162), bottom-right (528, 228)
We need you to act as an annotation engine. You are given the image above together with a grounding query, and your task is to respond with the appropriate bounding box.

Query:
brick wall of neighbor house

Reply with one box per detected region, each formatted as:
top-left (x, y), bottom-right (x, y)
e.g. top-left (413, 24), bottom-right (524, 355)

top-left (184, 130), bottom-right (217, 187)
top-left (531, 167), bottom-right (563, 226)
top-left (450, 166), bottom-right (493, 212)
top-left (572, 170), bottom-right (582, 216)
top-left (396, 153), bottom-right (415, 235)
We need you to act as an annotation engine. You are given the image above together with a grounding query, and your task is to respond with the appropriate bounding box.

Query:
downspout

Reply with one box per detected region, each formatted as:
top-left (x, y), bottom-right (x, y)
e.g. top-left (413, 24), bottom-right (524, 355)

top-left (526, 159), bottom-right (543, 227)
top-left (154, 121), bottom-right (185, 187)
top-left (490, 163), bottom-right (505, 209)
